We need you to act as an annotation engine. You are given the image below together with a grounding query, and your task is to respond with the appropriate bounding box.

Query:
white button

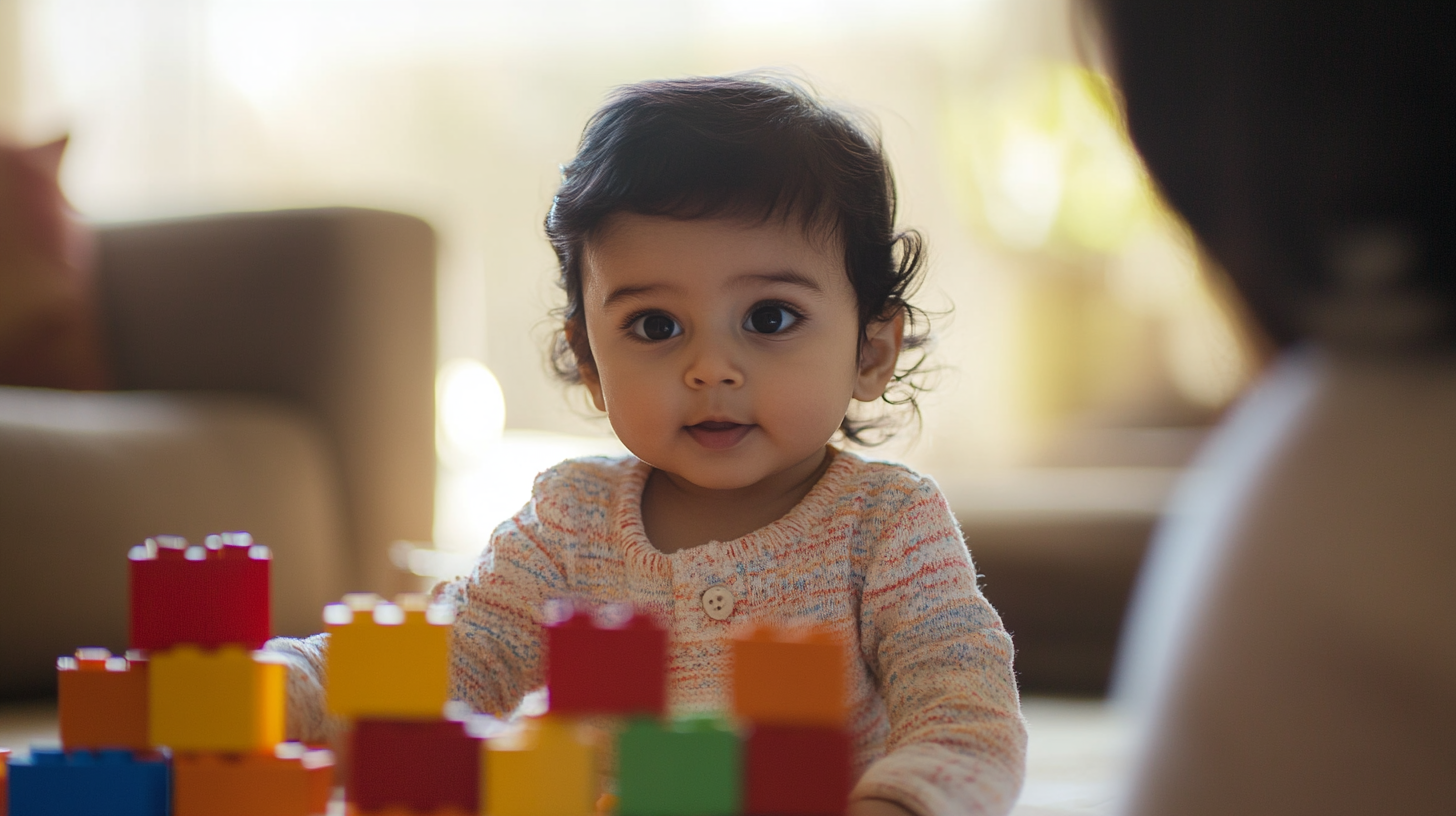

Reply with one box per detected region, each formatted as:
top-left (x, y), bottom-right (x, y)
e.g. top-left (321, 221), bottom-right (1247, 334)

top-left (701, 586), bottom-right (735, 620)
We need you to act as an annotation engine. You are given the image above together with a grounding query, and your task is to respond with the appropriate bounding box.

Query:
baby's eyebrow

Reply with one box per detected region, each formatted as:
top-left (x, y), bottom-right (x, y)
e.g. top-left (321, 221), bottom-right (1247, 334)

top-left (603, 283), bottom-right (672, 308)
top-left (733, 270), bottom-right (823, 293)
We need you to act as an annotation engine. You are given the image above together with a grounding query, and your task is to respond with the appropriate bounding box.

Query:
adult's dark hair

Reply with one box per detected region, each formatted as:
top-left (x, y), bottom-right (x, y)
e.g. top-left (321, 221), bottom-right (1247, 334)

top-left (544, 75), bottom-right (929, 445)
top-left (1090, 1), bottom-right (1456, 349)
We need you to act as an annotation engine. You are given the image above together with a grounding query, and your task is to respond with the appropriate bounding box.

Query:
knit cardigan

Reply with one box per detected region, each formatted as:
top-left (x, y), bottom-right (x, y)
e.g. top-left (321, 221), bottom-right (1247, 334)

top-left (268, 450), bottom-right (1026, 816)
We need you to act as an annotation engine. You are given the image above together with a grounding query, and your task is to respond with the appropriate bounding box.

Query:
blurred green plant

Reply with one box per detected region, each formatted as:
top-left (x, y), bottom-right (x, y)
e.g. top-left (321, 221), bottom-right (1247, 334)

top-left (942, 62), bottom-right (1157, 255)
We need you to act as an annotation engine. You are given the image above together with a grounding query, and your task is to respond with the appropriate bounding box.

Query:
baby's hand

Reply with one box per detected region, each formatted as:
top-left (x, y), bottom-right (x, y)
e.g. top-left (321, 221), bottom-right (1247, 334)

top-left (847, 797), bottom-right (916, 816)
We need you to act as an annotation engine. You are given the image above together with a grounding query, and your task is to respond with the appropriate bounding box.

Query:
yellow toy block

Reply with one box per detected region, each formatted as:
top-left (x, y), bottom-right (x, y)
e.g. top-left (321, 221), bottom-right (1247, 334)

top-left (149, 644), bottom-right (286, 753)
top-left (325, 593), bottom-right (453, 718)
top-left (483, 716), bottom-right (599, 816)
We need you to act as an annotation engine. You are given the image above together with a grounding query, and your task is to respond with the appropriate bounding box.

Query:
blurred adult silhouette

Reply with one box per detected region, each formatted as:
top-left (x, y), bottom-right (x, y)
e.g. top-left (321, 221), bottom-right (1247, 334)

top-left (1092, 2), bottom-right (1456, 814)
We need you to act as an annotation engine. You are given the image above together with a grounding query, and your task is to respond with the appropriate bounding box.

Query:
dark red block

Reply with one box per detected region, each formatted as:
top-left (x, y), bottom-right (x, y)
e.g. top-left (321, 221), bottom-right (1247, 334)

top-left (349, 718), bottom-right (481, 813)
top-left (745, 725), bottom-right (852, 816)
top-left (546, 609), bottom-right (666, 716)
top-left (128, 533), bottom-right (271, 651)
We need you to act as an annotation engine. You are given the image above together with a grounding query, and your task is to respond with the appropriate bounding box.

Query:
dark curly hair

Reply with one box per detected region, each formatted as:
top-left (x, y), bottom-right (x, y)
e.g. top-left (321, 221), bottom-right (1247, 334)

top-left (544, 75), bottom-right (931, 445)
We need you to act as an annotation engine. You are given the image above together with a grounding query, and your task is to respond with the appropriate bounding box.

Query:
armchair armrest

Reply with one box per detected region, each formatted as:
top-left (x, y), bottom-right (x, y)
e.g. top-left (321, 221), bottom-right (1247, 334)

top-left (0, 387), bottom-right (347, 697)
top-left (94, 208), bottom-right (436, 593)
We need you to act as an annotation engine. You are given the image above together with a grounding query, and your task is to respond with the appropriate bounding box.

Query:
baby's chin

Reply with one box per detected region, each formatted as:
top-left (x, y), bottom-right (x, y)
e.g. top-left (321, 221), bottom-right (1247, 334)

top-left (641, 438), bottom-right (831, 494)
top-left (629, 445), bottom-right (776, 493)
top-left (645, 457), bottom-right (775, 492)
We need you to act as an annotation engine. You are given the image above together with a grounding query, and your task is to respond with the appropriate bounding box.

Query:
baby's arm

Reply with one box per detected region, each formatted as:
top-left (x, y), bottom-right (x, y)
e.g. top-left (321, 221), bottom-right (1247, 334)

top-left (261, 496), bottom-right (567, 741)
top-left (434, 507), bottom-right (567, 716)
top-left (854, 478), bottom-right (1027, 816)
top-left (850, 798), bottom-right (919, 816)
top-left (262, 633), bottom-right (339, 745)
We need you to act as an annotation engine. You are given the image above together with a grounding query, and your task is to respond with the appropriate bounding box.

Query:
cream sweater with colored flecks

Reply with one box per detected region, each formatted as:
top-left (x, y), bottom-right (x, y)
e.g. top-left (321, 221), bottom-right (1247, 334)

top-left (266, 449), bottom-right (1026, 816)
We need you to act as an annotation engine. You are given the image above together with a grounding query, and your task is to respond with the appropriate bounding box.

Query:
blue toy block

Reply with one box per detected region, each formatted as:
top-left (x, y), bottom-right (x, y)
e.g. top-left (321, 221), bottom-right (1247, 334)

top-left (7, 748), bottom-right (170, 816)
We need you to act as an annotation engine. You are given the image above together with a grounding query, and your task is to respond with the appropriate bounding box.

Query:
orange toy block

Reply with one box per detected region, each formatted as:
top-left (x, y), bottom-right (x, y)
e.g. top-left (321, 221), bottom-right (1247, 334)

top-left (349, 809), bottom-right (474, 816)
top-left (58, 649), bottom-right (150, 751)
top-left (173, 743), bottom-right (334, 816)
top-left (732, 625), bottom-right (848, 727)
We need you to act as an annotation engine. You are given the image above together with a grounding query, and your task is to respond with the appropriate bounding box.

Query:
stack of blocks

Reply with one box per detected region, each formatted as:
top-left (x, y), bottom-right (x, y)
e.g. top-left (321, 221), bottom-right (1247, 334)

top-left (4, 533), bottom-right (334, 816)
top-left (141, 533), bottom-right (334, 816)
top-left (732, 627), bottom-right (853, 815)
top-left (324, 593), bottom-right (480, 815)
top-left (539, 611), bottom-right (853, 816)
top-left (515, 609), bottom-right (671, 816)
top-left (0, 534), bottom-right (855, 816)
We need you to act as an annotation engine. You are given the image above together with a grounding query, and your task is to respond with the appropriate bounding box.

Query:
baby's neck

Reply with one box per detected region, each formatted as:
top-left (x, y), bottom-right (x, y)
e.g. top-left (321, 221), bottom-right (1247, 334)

top-left (640, 447), bottom-right (834, 555)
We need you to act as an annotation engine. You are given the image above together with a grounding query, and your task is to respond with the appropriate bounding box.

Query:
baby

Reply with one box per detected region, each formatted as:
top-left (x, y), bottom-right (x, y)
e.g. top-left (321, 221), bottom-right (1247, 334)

top-left (273, 75), bottom-right (1026, 816)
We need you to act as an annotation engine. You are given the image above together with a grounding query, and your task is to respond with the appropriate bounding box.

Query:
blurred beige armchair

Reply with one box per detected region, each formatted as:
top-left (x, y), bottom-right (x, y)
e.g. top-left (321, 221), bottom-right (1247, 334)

top-left (0, 208), bottom-right (436, 698)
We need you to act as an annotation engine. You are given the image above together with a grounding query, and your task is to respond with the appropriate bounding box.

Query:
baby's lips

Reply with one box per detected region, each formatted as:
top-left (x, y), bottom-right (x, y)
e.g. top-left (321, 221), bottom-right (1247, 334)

top-left (691, 420), bottom-right (747, 431)
top-left (684, 421), bottom-right (755, 450)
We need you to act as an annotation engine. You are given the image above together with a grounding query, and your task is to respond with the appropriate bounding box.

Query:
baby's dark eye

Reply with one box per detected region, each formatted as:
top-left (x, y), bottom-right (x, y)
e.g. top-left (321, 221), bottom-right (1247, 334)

top-left (629, 312), bottom-right (681, 341)
top-left (744, 304), bottom-right (799, 334)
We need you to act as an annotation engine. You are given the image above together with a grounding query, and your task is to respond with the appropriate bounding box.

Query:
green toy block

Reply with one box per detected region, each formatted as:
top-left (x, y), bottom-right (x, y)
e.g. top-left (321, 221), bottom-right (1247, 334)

top-left (618, 715), bottom-right (741, 816)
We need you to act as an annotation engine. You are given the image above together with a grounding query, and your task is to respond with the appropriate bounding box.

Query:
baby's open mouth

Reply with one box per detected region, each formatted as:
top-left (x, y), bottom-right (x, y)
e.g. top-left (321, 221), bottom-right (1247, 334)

top-left (685, 421), bottom-right (754, 450)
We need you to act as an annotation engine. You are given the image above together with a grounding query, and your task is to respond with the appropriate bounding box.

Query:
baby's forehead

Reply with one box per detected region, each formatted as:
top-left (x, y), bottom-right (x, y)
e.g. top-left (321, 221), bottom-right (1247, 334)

top-left (580, 213), bottom-right (852, 301)
top-left (590, 207), bottom-right (838, 247)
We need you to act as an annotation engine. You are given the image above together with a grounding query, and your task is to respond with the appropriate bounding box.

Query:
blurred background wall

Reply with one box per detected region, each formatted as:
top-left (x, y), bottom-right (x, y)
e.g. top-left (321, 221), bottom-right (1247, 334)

top-left (0, 0), bottom-right (1261, 690)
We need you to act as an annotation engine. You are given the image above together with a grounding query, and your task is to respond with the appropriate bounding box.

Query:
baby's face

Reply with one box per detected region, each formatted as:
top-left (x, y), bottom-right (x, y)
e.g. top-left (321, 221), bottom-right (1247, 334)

top-left (578, 213), bottom-right (881, 491)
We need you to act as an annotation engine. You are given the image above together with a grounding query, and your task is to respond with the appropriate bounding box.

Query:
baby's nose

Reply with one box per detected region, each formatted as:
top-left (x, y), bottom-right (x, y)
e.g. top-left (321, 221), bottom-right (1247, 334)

top-left (684, 349), bottom-right (743, 388)
top-left (687, 370), bottom-right (742, 387)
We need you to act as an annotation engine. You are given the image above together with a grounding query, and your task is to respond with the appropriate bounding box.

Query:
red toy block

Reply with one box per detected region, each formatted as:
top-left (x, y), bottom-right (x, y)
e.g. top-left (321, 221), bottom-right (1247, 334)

top-left (545, 609), bottom-right (666, 716)
top-left (744, 725), bottom-right (852, 816)
top-left (349, 718), bottom-right (482, 813)
top-left (2, 746), bottom-right (10, 816)
top-left (58, 649), bottom-right (150, 750)
top-left (128, 533), bottom-right (271, 651)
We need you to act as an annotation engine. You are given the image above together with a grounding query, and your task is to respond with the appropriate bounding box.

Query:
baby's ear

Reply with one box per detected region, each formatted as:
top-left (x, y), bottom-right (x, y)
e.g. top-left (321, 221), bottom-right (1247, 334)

top-left (565, 323), bottom-right (607, 412)
top-left (853, 308), bottom-right (905, 402)
top-left (579, 364), bottom-right (606, 412)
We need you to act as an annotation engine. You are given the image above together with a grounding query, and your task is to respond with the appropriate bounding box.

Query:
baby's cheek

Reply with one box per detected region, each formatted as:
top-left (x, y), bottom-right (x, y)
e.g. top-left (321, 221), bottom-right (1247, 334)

top-left (761, 366), bottom-right (855, 442)
top-left (603, 367), bottom-right (687, 449)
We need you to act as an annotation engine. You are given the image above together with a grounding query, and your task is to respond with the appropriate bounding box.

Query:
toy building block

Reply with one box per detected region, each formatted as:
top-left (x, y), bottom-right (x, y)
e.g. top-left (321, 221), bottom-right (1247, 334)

top-left (617, 716), bottom-right (741, 816)
top-left (349, 717), bottom-right (481, 813)
top-left (732, 626), bottom-right (847, 727)
top-left (58, 649), bottom-right (150, 751)
top-left (129, 533), bottom-right (271, 651)
top-left (483, 716), bottom-right (599, 816)
top-left (324, 593), bottom-right (452, 718)
top-left (546, 609), bottom-right (666, 716)
top-left (744, 725), bottom-right (852, 816)
top-left (1, 747), bottom-right (9, 816)
top-left (346, 809), bottom-right (474, 816)
top-left (149, 644), bottom-right (285, 753)
top-left (6, 748), bottom-right (169, 816)
top-left (173, 742), bottom-right (334, 816)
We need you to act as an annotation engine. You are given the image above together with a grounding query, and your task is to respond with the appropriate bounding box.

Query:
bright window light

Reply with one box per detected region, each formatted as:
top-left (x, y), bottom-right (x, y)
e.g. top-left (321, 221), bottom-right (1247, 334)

top-left (437, 358), bottom-right (506, 465)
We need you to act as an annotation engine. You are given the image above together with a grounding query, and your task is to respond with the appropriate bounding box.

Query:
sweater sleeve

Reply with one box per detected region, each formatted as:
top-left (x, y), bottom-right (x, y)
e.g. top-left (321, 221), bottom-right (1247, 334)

top-left (436, 486), bottom-right (569, 717)
top-left (851, 475), bottom-right (1027, 816)
top-left (263, 470), bottom-right (570, 740)
top-left (262, 633), bottom-right (343, 746)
